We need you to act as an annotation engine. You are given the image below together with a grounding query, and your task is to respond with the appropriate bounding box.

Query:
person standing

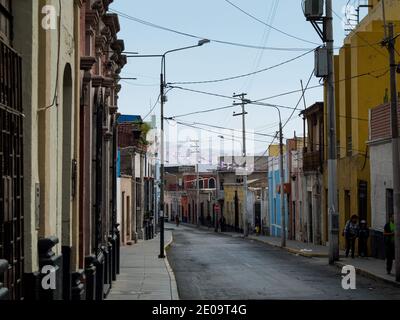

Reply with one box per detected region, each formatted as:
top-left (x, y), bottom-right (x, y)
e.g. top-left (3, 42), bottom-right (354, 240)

top-left (358, 220), bottom-right (370, 257)
top-left (219, 215), bottom-right (226, 232)
top-left (344, 215), bottom-right (359, 259)
top-left (384, 214), bottom-right (395, 275)
top-left (206, 214), bottom-right (212, 228)
top-left (175, 214), bottom-right (180, 227)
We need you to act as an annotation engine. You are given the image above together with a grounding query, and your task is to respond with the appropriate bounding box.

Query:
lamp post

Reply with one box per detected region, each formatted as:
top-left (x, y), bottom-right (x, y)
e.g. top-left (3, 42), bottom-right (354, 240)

top-left (158, 39), bottom-right (210, 258)
top-left (248, 101), bottom-right (285, 247)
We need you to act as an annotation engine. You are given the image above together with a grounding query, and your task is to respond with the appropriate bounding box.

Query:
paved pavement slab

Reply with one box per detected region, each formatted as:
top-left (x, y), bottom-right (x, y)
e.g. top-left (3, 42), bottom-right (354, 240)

top-left (108, 226), bottom-right (179, 300)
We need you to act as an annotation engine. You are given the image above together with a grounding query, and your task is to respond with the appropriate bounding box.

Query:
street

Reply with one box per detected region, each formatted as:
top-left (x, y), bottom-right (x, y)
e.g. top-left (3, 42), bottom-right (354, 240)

top-left (168, 225), bottom-right (400, 300)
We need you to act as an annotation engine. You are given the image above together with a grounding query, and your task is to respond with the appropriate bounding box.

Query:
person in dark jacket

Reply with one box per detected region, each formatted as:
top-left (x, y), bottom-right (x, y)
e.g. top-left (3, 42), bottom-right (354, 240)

top-left (219, 215), bottom-right (226, 232)
top-left (384, 214), bottom-right (395, 274)
top-left (344, 215), bottom-right (359, 258)
top-left (206, 214), bottom-right (212, 228)
top-left (358, 220), bottom-right (369, 257)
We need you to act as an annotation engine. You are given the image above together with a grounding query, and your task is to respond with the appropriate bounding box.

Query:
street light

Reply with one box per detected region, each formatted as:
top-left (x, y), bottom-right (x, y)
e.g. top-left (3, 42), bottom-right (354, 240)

top-left (124, 40), bottom-right (210, 258)
top-left (159, 39), bottom-right (210, 258)
top-left (249, 101), bottom-right (286, 248)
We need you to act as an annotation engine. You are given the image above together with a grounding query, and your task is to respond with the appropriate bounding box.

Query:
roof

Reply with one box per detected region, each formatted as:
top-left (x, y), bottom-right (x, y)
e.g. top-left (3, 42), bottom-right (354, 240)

top-left (118, 114), bottom-right (142, 124)
top-left (299, 102), bottom-right (323, 117)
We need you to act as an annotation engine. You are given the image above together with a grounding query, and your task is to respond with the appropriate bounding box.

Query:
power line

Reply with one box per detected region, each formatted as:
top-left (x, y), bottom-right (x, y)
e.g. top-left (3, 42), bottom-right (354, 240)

top-left (184, 120), bottom-right (279, 139)
top-left (282, 69), bottom-right (314, 128)
top-left (241, 0), bottom-right (279, 92)
top-left (167, 85), bottom-right (298, 111)
top-left (167, 105), bottom-right (236, 119)
top-left (254, 132), bottom-right (279, 165)
top-left (173, 120), bottom-right (276, 144)
top-left (110, 8), bottom-right (379, 53)
top-left (173, 120), bottom-right (368, 159)
top-left (110, 8), bottom-right (318, 52)
top-left (121, 80), bottom-right (159, 87)
top-left (165, 66), bottom-right (387, 121)
top-left (223, 0), bottom-right (320, 45)
top-left (255, 66), bottom-right (390, 102)
top-left (168, 48), bottom-right (316, 85)
top-left (143, 88), bottom-right (173, 120)
top-left (331, 6), bottom-right (387, 58)
top-left (167, 86), bottom-right (234, 100)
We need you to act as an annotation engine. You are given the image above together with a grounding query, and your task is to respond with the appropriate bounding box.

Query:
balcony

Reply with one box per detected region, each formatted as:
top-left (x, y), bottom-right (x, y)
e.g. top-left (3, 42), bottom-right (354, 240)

top-left (303, 150), bottom-right (322, 173)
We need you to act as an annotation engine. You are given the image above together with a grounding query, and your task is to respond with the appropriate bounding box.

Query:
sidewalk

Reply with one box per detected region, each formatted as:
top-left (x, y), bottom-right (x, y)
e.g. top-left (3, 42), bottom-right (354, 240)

top-left (108, 228), bottom-right (179, 300)
top-left (335, 257), bottom-right (400, 287)
top-left (184, 223), bottom-right (400, 288)
top-left (235, 232), bottom-right (399, 288)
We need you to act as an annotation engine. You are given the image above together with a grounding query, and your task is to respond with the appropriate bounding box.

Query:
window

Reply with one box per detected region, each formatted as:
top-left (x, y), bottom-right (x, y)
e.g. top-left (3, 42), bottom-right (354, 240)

top-left (209, 178), bottom-right (216, 189)
top-left (0, 0), bottom-right (12, 42)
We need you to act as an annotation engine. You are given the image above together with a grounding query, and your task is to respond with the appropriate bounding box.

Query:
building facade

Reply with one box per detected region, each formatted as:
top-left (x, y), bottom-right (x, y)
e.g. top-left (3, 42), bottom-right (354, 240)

top-left (368, 103), bottom-right (400, 258)
top-left (301, 102), bottom-right (324, 245)
top-left (268, 139), bottom-right (304, 238)
top-left (218, 156), bottom-right (268, 233)
top-left (330, 0), bottom-right (400, 250)
top-left (0, 0), bottom-right (127, 300)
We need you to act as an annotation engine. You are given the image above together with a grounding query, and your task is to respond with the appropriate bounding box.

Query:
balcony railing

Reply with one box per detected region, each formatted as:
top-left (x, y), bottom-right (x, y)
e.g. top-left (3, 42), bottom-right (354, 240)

top-left (303, 150), bottom-right (322, 173)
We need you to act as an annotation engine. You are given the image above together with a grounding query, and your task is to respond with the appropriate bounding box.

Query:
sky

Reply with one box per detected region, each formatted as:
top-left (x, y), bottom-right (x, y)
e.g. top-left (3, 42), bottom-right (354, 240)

top-left (110, 0), bottom-right (366, 165)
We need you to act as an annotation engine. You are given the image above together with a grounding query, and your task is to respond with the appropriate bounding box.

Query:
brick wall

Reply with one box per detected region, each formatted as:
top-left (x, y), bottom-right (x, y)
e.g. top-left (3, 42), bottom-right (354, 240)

top-left (370, 103), bottom-right (400, 141)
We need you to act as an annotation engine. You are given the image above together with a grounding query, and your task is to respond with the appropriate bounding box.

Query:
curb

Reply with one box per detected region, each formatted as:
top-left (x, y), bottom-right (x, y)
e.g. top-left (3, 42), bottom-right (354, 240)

top-left (164, 233), bottom-right (180, 300)
top-left (248, 237), bottom-right (329, 258)
top-left (334, 261), bottom-right (400, 288)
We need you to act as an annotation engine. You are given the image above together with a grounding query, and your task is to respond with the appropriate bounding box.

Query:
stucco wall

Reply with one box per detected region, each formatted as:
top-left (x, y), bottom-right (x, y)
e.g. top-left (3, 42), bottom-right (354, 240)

top-left (370, 142), bottom-right (393, 231)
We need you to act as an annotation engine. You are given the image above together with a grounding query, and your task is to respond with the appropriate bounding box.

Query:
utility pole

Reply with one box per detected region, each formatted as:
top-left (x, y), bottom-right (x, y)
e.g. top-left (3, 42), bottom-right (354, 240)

top-left (233, 93), bottom-right (249, 236)
top-left (159, 72), bottom-right (166, 259)
top-left (326, 0), bottom-right (339, 265)
top-left (383, 20), bottom-right (400, 282)
top-left (234, 98), bottom-right (285, 244)
top-left (196, 162), bottom-right (200, 227)
top-left (279, 121), bottom-right (285, 247)
top-left (305, 0), bottom-right (339, 264)
top-left (190, 140), bottom-right (201, 226)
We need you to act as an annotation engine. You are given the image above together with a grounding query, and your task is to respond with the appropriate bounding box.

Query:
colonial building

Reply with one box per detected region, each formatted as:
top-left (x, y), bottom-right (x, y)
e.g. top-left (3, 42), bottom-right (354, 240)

top-left (117, 115), bottom-right (156, 242)
top-left (218, 156), bottom-right (268, 232)
top-left (300, 102), bottom-right (324, 244)
top-left (78, 0), bottom-right (126, 300)
top-left (164, 166), bottom-right (194, 222)
top-left (0, 0), bottom-right (127, 300)
top-left (182, 169), bottom-right (217, 226)
top-left (0, 0), bottom-right (84, 301)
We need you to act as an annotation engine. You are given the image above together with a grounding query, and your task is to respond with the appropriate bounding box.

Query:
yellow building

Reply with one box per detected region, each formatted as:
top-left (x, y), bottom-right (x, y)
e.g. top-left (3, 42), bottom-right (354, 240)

top-left (269, 144), bottom-right (286, 157)
top-left (224, 184), bottom-right (245, 231)
top-left (322, 0), bottom-right (400, 249)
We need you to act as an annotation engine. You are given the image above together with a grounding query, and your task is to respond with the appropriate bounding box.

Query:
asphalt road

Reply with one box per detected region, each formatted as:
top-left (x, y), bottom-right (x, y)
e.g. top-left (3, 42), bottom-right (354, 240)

top-left (167, 225), bottom-right (400, 300)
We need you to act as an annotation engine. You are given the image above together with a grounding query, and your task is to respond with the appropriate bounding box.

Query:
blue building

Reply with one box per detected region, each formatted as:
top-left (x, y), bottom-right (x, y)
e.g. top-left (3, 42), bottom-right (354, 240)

top-left (268, 155), bottom-right (289, 237)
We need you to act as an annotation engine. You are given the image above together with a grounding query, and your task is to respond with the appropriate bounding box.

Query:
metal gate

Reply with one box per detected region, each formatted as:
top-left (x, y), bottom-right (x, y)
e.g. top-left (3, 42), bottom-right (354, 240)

top-left (0, 37), bottom-right (24, 300)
